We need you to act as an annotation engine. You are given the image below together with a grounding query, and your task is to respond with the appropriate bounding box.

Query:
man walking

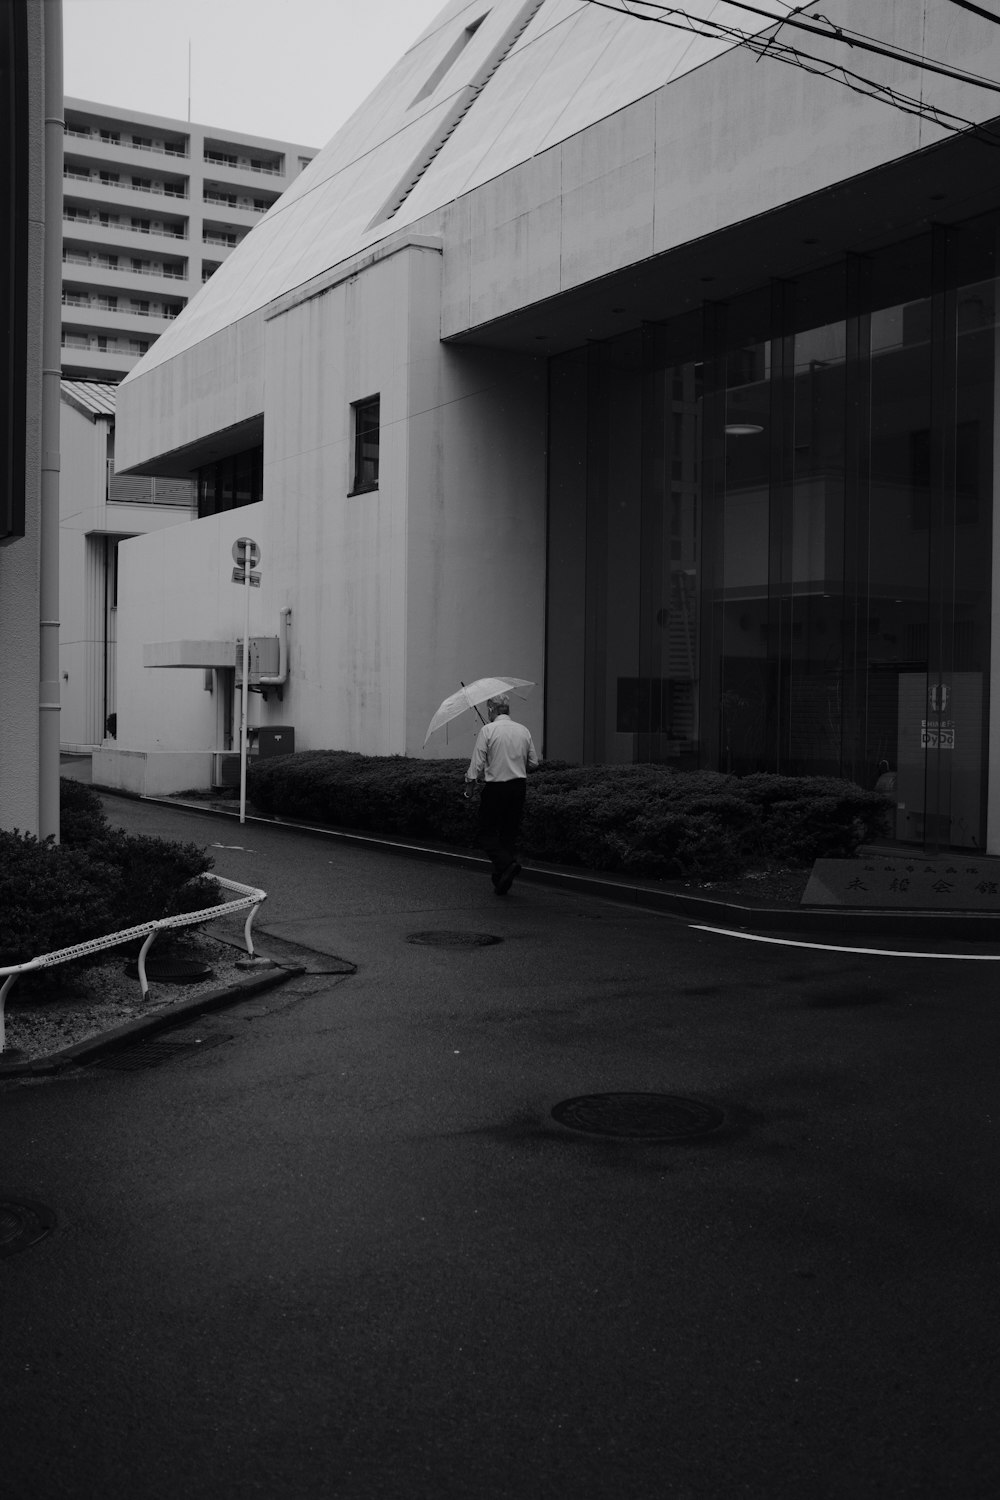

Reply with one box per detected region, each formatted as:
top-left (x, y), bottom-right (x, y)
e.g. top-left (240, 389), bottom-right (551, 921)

top-left (465, 694), bottom-right (539, 895)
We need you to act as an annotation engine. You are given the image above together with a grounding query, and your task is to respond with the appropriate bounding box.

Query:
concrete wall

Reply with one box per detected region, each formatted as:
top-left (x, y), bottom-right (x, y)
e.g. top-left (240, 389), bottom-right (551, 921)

top-left (58, 403), bottom-right (108, 749)
top-left (114, 312), bottom-right (266, 475)
top-left (439, 0), bottom-right (998, 337)
top-left (59, 401), bottom-right (197, 749)
top-left (406, 337), bottom-right (547, 758)
top-left (113, 506), bottom-right (257, 754)
top-left (107, 240), bottom-right (547, 780)
top-left (0, 1), bottom-right (44, 834)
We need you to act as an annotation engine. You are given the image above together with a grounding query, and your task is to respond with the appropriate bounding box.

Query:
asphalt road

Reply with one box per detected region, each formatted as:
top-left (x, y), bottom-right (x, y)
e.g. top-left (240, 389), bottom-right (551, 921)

top-left (3, 796), bottom-right (999, 1499)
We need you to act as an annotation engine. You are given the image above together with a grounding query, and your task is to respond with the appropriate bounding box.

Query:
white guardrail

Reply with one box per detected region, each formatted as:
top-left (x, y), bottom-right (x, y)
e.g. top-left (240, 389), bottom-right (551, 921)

top-left (0, 877), bottom-right (266, 1054)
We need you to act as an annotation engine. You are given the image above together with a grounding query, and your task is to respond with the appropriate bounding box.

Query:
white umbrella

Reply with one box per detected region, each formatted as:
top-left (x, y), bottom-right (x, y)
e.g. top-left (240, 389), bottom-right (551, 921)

top-left (423, 676), bottom-right (535, 746)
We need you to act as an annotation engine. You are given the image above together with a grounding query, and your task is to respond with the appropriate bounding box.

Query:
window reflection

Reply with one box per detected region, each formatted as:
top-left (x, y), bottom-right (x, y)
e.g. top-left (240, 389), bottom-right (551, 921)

top-left (546, 212), bottom-right (998, 849)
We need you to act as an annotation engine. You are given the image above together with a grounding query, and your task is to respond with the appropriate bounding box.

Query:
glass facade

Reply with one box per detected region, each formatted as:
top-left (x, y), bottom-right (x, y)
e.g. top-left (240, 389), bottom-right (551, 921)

top-left (547, 213), bottom-right (999, 850)
top-left (197, 446), bottom-right (263, 518)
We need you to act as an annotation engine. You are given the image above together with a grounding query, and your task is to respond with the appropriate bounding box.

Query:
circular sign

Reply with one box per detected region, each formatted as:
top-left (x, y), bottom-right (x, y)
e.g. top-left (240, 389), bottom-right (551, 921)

top-left (232, 536), bottom-right (261, 567)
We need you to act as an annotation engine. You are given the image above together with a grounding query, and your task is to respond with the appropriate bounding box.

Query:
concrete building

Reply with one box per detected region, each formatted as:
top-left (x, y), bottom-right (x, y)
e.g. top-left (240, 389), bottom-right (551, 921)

top-left (1, 0), bottom-right (59, 838)
top-left (56, 104), bottom-right (318, 751)
top-left (61, 99), bottom-right (317, 382)
top-left (59, 380), bottom-right (195, 751)
top-left (105, 0), bottom-right (1000, 854)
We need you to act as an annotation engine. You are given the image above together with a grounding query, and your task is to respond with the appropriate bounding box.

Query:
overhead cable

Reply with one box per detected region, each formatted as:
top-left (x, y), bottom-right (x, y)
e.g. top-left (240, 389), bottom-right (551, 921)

top-left (944, 0), bottom-right (1000, 24)
top-left (605, 0), bottom-right (1000, 95)
top-left (580, 0), bottom-right (1000, 144)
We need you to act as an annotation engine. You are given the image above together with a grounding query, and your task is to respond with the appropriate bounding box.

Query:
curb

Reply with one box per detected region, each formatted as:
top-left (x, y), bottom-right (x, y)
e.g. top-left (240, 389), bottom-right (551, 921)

top-left (126, 791), bottom-right (1000, 943)
top-left (0, 964), bottom-right (306, 1079)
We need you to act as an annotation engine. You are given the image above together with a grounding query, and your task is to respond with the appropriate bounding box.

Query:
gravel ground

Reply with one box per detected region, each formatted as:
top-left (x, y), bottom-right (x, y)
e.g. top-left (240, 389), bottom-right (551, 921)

top-left (1, 932), bottom-right (264, 1062)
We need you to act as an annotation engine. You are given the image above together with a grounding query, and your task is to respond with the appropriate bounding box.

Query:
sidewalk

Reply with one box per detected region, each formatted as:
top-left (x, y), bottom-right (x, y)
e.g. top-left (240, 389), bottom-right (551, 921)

top-left (148, 793), bottom-right (1000, 943)
top-left (59, 753), bottom-right (1000, 941)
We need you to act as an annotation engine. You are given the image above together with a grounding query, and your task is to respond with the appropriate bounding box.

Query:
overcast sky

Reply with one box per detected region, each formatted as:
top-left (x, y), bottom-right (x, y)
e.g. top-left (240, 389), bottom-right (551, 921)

top-left (63, 0), bottom-right (450, 148)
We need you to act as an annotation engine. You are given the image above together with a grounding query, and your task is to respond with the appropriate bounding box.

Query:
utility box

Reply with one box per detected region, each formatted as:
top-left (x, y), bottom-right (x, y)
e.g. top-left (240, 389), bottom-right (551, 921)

top-left (235, 636), bottom-right (280, 684)
top-left (257, 726), bottom-right (294, 758)
top-left (214, 753), bottom-right (241, 787)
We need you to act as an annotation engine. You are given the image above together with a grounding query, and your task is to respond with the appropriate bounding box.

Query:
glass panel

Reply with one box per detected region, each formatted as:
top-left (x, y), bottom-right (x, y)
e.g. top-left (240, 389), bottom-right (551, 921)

top-left (353, 397), bottom-right (380, 490)
top-left (633, 354), bottom-right (702, 765)
top-left (601, 332), bottom-right (643, 764)
top-left (197, 462), bottom-right (217, 519)
top-left (785, 316), bottom-right (846, 774)
top-left (220, 456), bottom-right (235, 513)
top-left (866, 290), bottom-right (932, 839)
top-left (719, 337), bottom-right (771, 772)
top-left (947, 261), bottom-right (995, 848)
top-left (235, 449), bottom-right (253, 509)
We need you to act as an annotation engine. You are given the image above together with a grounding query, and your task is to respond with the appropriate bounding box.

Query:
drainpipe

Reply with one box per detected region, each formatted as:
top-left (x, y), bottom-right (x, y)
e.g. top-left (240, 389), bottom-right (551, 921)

top-left (258, 607), bottom-right (292, 690)
top-left (38, 0), bottom-right (63, 841)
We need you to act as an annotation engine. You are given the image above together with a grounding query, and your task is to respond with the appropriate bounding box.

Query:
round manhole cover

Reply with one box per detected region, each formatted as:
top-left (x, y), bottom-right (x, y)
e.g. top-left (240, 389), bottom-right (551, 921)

top-left (406, 931), bottom-right (503, 948)
top-left (125, 956), bottom-right (215, 982)
top-left (0, 1199), bottom-right (56, 1258)
top-left (550, 1092), bottom-right (725, 1141)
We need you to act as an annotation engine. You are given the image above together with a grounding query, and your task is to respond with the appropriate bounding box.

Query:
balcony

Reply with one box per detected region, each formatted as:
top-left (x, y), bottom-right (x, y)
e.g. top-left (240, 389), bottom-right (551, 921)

top-left (64, 124), bottom-right (189, 160)
top-left (202, 229), bottom-right (242, 250)
top-left (60, 341), bottom-right (144, 379)
top-left (62, 303), bottom-right (178, 336)
top-left (204, 148), bottom-right (284, 177)
top-left (63, 168), bottom-right (189, 203)
top-left (63, 216), bottom-right (189, 250)
top-left (62, 255), bottom-right (191, 293)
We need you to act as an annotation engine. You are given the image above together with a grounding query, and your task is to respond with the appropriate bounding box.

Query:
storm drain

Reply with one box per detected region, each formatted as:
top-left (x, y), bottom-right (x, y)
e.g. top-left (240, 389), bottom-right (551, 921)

top-left (89, 1033), bottom-right (233, 1071)
top-left (406, 931), bottom-right (503, 948)
top-left (0, 1199), bottom-right (56, 1258)
top-left (550, 1092), bottom-right (725, 1141)
top-left (124, 955), bottom-right (215, 983)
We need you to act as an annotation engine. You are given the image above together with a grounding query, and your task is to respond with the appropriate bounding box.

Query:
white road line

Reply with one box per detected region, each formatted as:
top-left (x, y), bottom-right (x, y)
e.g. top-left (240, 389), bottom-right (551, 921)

top-left (690, 925), bottom-right (1000, 960)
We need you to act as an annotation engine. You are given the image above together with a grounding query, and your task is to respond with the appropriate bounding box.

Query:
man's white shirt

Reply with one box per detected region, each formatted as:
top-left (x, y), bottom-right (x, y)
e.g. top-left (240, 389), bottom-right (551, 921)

top-left (466, 717), bottom-right (539, 783)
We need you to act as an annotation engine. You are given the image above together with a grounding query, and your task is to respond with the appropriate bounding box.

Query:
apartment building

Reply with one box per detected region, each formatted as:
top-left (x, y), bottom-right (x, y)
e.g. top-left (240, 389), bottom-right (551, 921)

top-left (61, 99), bottom-right (318, 381)
top-left (55, 101), bottom-right (318, 751)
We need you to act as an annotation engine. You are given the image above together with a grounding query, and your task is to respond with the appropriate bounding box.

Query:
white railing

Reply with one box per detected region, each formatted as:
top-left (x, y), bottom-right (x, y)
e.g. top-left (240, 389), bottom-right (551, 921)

top-left (65, 127), bottom-right (189, 159)
top-left (64, 214), bottom-right (187, 240)
top-left (204, 153), bottom-right (283, 176)
top-left (0, 876), bottom-right (267, 1053)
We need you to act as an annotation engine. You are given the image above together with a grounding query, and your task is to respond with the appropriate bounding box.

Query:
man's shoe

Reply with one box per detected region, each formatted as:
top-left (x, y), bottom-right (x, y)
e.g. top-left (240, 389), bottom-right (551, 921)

top-left (495, 861), bottom-right (521, 895)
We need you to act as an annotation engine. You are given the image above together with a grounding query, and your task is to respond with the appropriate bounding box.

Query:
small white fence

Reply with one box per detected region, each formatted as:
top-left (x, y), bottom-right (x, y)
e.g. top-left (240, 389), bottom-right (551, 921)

top-left (0, 877), bottom-right (266, 1054)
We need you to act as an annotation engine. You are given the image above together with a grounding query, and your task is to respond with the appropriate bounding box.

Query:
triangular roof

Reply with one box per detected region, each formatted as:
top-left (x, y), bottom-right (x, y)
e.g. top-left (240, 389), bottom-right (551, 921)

top-left (61, 379), bottom-right (118, 419)
top-left (123, 0), bottom-right (747, 379)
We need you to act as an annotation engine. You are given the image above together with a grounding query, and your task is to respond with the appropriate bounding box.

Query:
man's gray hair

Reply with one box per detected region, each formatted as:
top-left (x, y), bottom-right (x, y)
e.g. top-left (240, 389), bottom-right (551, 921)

top-left (487, 694), bottom-right (510, 713)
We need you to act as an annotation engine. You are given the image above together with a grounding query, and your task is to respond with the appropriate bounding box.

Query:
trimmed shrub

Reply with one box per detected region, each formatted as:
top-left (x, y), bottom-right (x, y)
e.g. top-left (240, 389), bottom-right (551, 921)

top-left (0, 781), bottom-right (220, 972)
top-left (58, 777), bottom-right (110, 850)
top-left (0, 828), bottom-right (119, 963)
top-left (247, 752), bottom-right (893, 881)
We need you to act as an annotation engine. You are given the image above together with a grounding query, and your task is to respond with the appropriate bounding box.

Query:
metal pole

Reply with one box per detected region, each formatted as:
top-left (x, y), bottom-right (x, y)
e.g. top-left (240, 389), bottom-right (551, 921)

top-left (39, 0), bottom-right (64, 841)
top-left (239, 551), bottom-right (251, 823)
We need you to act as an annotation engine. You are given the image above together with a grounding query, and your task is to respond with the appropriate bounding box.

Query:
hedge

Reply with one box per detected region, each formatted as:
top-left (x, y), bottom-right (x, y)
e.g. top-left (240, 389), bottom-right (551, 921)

top-left (247, 752), bottom-right (892, 880)
top-left (1, 780), bottom-right (220, 970)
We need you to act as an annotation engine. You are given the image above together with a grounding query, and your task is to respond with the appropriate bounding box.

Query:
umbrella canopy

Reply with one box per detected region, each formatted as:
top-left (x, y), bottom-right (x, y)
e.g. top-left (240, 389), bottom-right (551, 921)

top-left (423, 677), bottom-right (535, 746)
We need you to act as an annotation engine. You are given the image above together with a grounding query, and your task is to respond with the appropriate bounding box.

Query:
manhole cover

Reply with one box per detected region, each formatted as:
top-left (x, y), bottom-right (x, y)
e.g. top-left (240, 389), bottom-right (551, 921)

top-left (550, 1092), bottom-right (725, 1141)
top-left (0, 1199), bottom-right (56, 1258)
top-left (124, 956), bottom-right (215, 983)
top-left (90, 1033), bottom-right (233, 1071)
top-left (406, 931), bottom-right (503, 948)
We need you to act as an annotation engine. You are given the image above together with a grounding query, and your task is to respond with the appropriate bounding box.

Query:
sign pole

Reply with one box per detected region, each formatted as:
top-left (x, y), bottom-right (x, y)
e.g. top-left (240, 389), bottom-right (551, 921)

top-left (239, 549), bottom-right (251, 824)
top-left (230, 536), bottom-right (259, 826)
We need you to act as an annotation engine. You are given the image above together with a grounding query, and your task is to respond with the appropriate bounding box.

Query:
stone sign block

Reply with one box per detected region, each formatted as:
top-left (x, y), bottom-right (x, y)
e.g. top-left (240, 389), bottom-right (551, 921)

top-left (802, 856), bottom-right (1000, 910)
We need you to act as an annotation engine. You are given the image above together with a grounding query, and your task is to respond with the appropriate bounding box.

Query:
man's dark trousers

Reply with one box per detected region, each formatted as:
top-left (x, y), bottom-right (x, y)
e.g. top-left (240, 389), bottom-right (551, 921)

top-left (476, 779), bottom-right (527, 884)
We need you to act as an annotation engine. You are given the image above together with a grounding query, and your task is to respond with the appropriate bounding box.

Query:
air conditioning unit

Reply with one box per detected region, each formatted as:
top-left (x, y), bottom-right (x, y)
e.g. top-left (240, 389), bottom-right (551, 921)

top-left (212, 752), bottom-right (241, 788)
top-left (235, 636), bottom-right (280, 685)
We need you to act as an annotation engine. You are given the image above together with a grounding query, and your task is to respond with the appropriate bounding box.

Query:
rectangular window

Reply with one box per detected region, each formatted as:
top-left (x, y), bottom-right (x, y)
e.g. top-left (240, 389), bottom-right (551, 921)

top-left (351, 396), bottom-right (380, 492)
